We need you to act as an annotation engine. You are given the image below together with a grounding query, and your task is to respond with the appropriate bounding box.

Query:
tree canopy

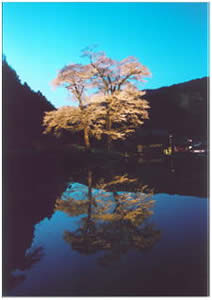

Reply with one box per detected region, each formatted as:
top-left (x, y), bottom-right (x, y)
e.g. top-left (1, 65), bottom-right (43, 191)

top-left (43, 48), bottom-right (151, 150)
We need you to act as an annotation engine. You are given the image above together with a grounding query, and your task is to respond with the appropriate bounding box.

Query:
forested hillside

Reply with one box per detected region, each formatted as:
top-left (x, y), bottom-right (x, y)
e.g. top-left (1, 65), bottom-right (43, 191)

top-left (3, 58), bottom-right (55, 151)
top-left (143, 77), bottom-right (208, 138)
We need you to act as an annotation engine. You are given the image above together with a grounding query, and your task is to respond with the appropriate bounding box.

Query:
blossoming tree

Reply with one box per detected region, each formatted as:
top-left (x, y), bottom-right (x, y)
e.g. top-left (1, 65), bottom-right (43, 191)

top-left (82, 48), bottom-right (151, 149)
top-left (43, 64), bottom-right (105, 150)
top-left (43, 48), bottom-right (151, 151)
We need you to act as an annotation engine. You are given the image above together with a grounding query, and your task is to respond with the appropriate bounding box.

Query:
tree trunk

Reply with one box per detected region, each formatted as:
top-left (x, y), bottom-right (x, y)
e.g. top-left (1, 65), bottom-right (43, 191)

top-left (106, 114), bottom-right (112, 152)
top-left (84, 170), bottom-right (93, 236)
top-left (84, 126), bottom-right (91, 151)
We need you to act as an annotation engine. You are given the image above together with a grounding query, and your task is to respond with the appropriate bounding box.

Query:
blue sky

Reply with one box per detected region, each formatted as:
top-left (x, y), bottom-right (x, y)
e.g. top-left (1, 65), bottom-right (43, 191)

top-left (3, 2), bottom-right (209, 108)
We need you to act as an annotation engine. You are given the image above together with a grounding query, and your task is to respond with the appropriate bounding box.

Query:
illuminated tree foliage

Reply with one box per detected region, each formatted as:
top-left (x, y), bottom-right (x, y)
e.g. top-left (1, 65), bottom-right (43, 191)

top-left (43, 48), bottom-right (151, 150)
top-left (90, 85), bottom-right (150, 143)
top-left (43, 103), bottom-right (105, 149)
top-left (82, 47), bottom-right (151, 149)
top-left (44, 64), bottom-right (103, 149)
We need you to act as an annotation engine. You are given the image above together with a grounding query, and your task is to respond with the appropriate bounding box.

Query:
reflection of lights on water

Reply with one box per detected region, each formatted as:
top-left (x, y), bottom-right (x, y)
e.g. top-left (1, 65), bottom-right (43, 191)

top-left (192, 149), bottom-right (205, 153)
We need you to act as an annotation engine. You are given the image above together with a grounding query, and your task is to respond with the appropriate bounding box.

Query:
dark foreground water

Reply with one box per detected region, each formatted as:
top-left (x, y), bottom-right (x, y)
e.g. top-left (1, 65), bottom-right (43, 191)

top-left (3, 152), bottom-right (208, 296)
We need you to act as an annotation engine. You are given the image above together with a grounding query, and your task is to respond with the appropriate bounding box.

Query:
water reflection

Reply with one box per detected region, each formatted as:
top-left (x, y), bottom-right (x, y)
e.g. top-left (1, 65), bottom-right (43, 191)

top-left (55, 170), bottom-right (161, 266)
top-left (3, 153), bottom-right (68, 294)
top-left (6, 247), bottom-right (44, 292)
top-left (4, 155), bottom-right (208, 296)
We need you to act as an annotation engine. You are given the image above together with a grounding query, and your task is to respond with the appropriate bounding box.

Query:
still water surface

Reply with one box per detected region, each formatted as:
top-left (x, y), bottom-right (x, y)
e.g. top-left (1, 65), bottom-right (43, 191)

top-left (4, 153), bottom-right (208, 296)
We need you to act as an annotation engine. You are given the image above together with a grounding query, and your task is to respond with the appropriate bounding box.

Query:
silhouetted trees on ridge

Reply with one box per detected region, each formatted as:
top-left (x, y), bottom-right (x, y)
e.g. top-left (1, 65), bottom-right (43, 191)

top-left (3, 57), bottom-right (55, 151)
top-left (143, 77), bottom-right (208, 138)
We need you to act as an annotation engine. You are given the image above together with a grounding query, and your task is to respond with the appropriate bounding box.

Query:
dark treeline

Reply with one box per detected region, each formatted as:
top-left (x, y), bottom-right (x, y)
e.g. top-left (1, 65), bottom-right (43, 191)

top-left (3, 58), bottom-right (56, 152)
top-left (143, 77), bottom-right (208, 138)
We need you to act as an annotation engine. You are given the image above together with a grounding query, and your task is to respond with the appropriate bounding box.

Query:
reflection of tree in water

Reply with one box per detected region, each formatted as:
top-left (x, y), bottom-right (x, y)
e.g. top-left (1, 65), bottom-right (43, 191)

top-left (55, 170), bottom-right (161, 266)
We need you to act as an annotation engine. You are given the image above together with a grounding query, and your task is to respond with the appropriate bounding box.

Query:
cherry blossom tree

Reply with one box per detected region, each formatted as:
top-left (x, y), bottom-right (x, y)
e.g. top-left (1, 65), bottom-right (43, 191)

top-left (44, 63), bottom-right (105, 150)
top-left (82, 48), bottom-right (151, 149)
top-left (43, 103), bottom-right (105, 150)
top-left (44, 48), bottom-right (151, 151)
top-left (90, 84), bottom-right (150, 142)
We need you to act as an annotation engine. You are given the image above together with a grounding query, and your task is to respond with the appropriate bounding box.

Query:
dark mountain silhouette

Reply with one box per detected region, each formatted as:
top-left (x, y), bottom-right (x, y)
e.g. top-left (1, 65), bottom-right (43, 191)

top-left (143, 77), bottom-right (208, 138)
top-left (122, 77), bottom-right (208, 149)
top-left (3, 58), bottom-right (55, 152)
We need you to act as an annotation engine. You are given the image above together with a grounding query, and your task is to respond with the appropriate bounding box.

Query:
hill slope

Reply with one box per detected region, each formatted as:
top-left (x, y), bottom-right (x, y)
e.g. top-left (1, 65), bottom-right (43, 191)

top-left (143, 77), bottom-right (208, 138)
top-left (3, 59), bottom-right (55, 151)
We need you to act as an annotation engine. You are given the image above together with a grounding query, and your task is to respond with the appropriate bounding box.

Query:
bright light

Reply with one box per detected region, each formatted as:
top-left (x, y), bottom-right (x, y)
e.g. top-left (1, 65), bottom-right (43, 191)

top-left (192, 149), bottom-right (205, 153)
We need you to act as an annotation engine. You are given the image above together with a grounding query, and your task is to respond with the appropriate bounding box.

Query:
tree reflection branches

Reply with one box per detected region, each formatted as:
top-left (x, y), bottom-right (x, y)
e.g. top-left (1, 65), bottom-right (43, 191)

top-left (55, 171), bottom-right (161, 265)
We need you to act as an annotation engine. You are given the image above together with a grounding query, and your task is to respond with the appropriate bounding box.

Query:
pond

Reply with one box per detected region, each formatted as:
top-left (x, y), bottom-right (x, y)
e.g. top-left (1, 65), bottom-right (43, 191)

top-left (3, 152), bottom-right (208, 296)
